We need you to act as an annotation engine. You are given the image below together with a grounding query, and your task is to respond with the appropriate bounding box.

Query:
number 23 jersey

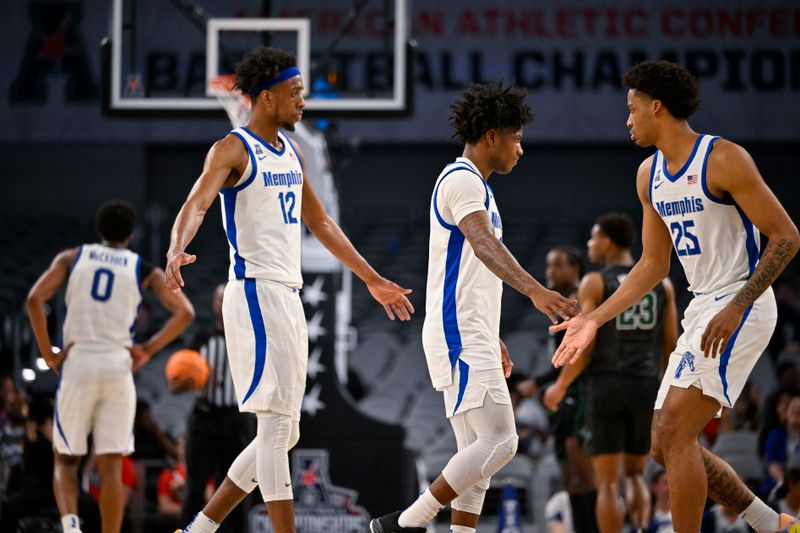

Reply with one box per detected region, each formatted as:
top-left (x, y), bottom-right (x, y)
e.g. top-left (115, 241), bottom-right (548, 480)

top-left (649, 134), bottom-right (759, 295)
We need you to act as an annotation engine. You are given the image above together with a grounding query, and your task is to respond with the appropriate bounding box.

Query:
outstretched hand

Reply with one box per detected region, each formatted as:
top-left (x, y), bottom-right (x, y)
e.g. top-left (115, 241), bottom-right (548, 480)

top-left (367, 278), bottom-right (415, 321)
top-left (550, 315), bottom-right (599, 367)
top-left (165, 251), bottom-right (197, 292)
top-left (530, 286), bottom-right (580, 325)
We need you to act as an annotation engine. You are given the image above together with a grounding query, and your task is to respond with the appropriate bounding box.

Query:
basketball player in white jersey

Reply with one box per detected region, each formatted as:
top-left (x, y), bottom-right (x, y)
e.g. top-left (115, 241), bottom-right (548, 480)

top-left (26, 200), bottom-right (195, 533)
top-left (164, 47), bottom-right (414, 533)
top-left (552, 60), bottom-right (799, 532)
top-left (370, 81), bottom-right (580, 533)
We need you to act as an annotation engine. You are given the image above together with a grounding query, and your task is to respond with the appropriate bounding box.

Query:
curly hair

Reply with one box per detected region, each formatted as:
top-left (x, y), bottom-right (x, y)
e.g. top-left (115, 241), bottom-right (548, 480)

top-left (96, 200), bottom-right (136, 242)
top-left (596, 212), bottom-right (636, 250)
top-left (449, 80), bottom-right (534, 144)
top-left (623, 60), bottom-right (701, 119)
top-left (234, 47), bottom-right (297, 95)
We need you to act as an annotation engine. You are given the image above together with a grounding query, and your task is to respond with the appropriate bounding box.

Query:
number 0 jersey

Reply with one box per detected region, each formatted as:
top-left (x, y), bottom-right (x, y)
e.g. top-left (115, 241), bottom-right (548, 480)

top-left (650, 134), bottom-right (759, 295)
top-left (63, 244), bottom-right (143, 350)
top-left (220, 127), bottom-right (304, 287)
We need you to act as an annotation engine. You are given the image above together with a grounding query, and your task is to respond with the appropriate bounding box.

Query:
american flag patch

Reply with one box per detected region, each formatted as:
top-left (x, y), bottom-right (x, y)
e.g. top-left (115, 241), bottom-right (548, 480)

top-left (687, 174), bottom-right (698, 184)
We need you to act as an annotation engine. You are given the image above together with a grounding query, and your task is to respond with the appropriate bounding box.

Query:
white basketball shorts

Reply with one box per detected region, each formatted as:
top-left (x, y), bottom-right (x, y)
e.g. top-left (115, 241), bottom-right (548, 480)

top-left (223, 279), bottom-right (308, 420)
top-left (54, 346), bottom-right (135, 456)
top-left (655, 286), bottom-right (776, 411)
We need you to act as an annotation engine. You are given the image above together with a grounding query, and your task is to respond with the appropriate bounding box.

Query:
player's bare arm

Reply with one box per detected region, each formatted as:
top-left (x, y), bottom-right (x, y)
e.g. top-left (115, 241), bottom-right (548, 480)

top-left (457, 210), bottom-right (578, 324)
top-left (292, 140), bottom-right (414, 321)
top-left (543, 271), bottom-right (602, 410)
top-left (699, 140), bottom-right (799, 357)
top-left (166, 135), bottom-right (249, 292)
top-left (661, 277), bottom-right (679, 373)
top-left (130, 268), bottom-right (195, 371)
top-left (553, 156), bottom-right (673, 366)
top-left (499, 338), bottom-right (513, 378)
top-left (26, 248), bottom-right (78, 372)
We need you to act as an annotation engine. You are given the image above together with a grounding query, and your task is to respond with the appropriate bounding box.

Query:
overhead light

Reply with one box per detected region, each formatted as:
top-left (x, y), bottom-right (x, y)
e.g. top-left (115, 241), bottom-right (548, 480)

top-left (52, 346), bottom-right (62, 354)
top-left (22, 368), bottom-right (36, 382)
top-left (36, 358), bottom-right (49, 371)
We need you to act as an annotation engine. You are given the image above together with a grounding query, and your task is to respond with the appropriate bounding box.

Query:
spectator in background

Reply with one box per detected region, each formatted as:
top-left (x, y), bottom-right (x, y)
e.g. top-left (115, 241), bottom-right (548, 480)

top-left (157, 434), bottom-right (188, 528)
top-left (0, 395), bottom-right (100, 533)
top-left (764, 394), bottom-right (800, 493)
top-left (701, 503), bottom-right (750, 532)
top-left (769, 277), bottom-right (800, 361)
top-left (648, 469), bottom-right (672, 533)
top-left (759, 362), bottom-right (800, 456)
top-left (0, 374), bottom-right (18, 426)
top-left (769, 466), bottom-right (800, 517)
top-left (0, 389), bottom-right (27, 495)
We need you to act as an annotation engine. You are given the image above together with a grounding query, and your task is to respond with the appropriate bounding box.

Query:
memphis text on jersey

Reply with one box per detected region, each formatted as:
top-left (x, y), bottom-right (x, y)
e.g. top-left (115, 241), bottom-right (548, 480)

top-left (262, 170), bottom-right (303, 188)
top-left (654, 196), bottom-right (705, 218)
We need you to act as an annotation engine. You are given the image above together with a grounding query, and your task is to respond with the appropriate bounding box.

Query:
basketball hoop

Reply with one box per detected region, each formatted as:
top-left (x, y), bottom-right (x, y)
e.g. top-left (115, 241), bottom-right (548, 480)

top-left (208, 74), bottom-right (251, 128)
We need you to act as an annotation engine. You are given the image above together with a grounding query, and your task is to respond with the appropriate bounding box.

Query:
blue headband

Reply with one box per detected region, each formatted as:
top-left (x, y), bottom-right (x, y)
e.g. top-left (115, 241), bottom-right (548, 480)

top-left (249, 67), bottom-right (301, 97)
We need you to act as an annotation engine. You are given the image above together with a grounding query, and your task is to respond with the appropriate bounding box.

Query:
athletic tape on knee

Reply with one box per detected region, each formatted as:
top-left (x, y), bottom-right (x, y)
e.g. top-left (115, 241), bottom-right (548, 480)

top-left (256, 412), bottom-right (294, 502)
top-left (479, 434), bottom-right (518, 478)
top-left (227, 439), bottom-right (258, 493)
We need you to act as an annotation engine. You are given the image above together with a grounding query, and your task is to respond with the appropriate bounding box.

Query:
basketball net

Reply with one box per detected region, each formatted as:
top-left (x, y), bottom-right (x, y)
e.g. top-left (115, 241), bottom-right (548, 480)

top-left (208, 74), bottom-right (251, 129)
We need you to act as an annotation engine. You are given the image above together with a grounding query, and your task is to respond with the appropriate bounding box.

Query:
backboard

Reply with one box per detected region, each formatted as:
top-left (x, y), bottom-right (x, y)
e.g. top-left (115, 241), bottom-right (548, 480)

top-left (103, 0), bottom-right (412, 118)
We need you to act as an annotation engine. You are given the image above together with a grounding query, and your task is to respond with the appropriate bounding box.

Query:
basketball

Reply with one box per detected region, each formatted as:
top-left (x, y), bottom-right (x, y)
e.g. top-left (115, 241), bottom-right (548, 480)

top-left (165, 349), bottom-right (209, 389)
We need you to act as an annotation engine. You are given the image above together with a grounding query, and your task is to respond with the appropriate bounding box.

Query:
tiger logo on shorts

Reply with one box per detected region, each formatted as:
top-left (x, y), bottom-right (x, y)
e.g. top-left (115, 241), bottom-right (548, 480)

top-left (675, 351), bottom-right (696, 379)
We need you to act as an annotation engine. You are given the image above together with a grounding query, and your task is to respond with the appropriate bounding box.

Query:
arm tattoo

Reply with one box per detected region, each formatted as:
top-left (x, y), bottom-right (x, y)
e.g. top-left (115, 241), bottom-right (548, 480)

top-left (734, 238), bottom-right (796, 307)
top-left (701, 448), bottom-right (754, 512)
top-left (458, 213), bottom-right (535, 296)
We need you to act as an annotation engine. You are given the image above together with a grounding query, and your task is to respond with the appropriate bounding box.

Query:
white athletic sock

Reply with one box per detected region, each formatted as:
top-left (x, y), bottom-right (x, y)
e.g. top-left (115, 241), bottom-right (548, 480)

top-left (184, 511), bottom-right (221, 533)
top-left (398, 489), bottom-right (445, 527)
top-left (61, 514), bottom-right (82, 533)
top-left (450, 526), bottom-right (476, 533)
top-left (739, 498), bottom-right (779, 531)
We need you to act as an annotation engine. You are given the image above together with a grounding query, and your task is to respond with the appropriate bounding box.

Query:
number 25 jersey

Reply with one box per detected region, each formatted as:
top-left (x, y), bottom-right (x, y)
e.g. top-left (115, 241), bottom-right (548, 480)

top-left (649, 134), bottom-right (759, 295)
top-left (220, 127), bottom-right (304, 287)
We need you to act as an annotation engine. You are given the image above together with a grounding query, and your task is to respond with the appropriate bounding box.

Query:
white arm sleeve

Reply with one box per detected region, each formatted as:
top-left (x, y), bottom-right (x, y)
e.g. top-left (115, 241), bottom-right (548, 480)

top-left (437, 170), bottom-right (487, 226)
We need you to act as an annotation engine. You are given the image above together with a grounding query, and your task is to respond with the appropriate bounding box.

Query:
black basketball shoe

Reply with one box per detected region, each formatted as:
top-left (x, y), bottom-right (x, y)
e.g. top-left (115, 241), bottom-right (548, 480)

top-left (369, 511), bottom-right (427, 533)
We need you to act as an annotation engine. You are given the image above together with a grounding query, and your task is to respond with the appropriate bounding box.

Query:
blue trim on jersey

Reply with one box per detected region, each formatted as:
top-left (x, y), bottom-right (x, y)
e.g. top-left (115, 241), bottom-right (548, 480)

top-left (718, 304), bottom-right (753, 406)
top-left (443, 231), bottom-right (465, 367)
top-left (135, 255), bottom-right (143, 297)
top-left (242, 278), bottom-right (268, 405)
top-left (452, 359), bottom-right (470, 415)
top-left (482, 179), bottom-right (492, 210)
top-left (432, 164), bottom-right (487, 230)
top-left (54, 373), bottom-right (72, 453)
top-left (241, 127), bottom-right (286, 156)
top-left (222, 132), bottom-right (258, 193)
top-left (69, 245), bottom-right (83, 273)
top-left (648, 153), bottom-right (658, 205)
top-left (734, 204), bottom-right (759, 276)
top-left (700, 137), bottom-right (733, 205)
top-left (284, 133), bottom-right (304, 172)
top-left (662, 134), bottom-right (704, 183)
top-left (220, 190), bottom-right (246, 279)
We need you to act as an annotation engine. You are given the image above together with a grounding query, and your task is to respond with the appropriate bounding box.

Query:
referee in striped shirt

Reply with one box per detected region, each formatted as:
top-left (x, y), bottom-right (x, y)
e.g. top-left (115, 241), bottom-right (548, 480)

top-left (181, 284), bottom-right (255, 533)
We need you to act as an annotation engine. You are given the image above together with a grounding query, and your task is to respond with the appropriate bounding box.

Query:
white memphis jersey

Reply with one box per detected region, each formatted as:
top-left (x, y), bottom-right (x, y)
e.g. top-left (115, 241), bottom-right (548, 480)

top-left (220, 127), bottom-right (304, 287)
top-left (650, 134), bottom-right (760, 294)
top-left (422, 157), bottom-right (504, 391)
top-left (63, 244), bottom-right (142, 350)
